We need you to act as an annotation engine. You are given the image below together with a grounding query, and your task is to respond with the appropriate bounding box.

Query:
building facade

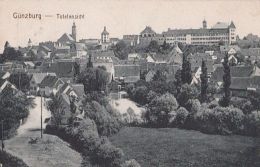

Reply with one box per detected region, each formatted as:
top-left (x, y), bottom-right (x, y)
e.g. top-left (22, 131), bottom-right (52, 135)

top-left (139, 20), bottom-right (237, 46)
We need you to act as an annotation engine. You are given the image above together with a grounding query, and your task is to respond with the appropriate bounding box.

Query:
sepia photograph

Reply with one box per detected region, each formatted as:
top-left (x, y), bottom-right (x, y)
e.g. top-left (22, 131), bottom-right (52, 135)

top-left (0, 0), bottom-right (259, 166)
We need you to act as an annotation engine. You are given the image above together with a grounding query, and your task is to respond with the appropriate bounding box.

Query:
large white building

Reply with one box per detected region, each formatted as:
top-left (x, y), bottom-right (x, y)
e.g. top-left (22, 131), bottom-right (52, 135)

top-left (139, 20), bottom-right (237, 46)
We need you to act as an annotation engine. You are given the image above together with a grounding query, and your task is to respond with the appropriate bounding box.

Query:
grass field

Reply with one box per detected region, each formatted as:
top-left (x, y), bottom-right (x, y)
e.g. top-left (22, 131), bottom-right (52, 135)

top-left (110, 127), bottom-right (260, 167)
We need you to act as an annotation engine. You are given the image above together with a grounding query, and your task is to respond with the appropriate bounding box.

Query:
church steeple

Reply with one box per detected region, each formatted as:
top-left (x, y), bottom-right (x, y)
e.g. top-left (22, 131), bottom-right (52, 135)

top-left (28, 38), bottom-right (32, 47)
top-left (72, 21), bottom-right (77, 41)
top-left (203, 19), bottom-right (207, 29)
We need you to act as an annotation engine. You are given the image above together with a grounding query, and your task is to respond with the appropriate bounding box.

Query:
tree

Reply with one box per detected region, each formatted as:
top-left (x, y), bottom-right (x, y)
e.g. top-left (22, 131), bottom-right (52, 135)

top-left (177, 84), bottom-right (198, 108)
top-left (87, 53), bottom-right (93, 68)
top-left (200, 60), bottom-right (208, 102)
top-left (147, 40), bottom-right (160, 53)
top-left (73, 62), bottom-right (80, 82)
top-left (0, 87), bottom-right (34, 138)
top-left (47, 95), bottom-right (65, 126)
top-left (79, 67), bottom-right (109, 93)
top-left (8, 72), bottom-right (31, 92)
top-left (174, 69), bottom-right (182, 96)
top-left (181, 53), bottom-right (192, 84)
top-left (220, 53), bottom-right (231, 107)
top-left (152, 70), bottom-right (167, 82)
top-left (145, 93), bottom-right (178, 127)
top-left (1, 43), bottom-right (23, 63)
top-left (112, 40), bottom-right (132, 60)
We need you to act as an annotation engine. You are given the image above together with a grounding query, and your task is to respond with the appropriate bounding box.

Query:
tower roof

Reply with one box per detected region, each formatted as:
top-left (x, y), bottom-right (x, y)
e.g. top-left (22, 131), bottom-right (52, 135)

top-left (141, 26), bottom-right (156, 34)
top-left (229, 21), bottom-right (236, 28)
top-left (102, 26), bottom-right (109, 35)
top-left (72, 21), bottom-right (76, 27)
top-left (28, 38), bottom-right (32, 43)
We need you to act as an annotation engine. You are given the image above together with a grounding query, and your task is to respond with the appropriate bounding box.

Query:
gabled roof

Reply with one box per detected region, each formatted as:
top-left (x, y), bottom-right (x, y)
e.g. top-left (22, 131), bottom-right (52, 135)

top-left (140, 26), bottom-right (156, 34)
top-left (57, 33), bottom-right (75, 44)
top-left (229, 21), bottom-right (236, 29)
top-left (71, 84), bottom-right (85, 97)
top-left (31, 73), bottom-right (56, 84)
top-left (211, 65), bottom-right (254, 82)
top-left (114, 64), bottom-right (140, 78)
top-left (40, 75), bottom-right (61, 88)
top-left (230, 76), bottom-right (260, 90)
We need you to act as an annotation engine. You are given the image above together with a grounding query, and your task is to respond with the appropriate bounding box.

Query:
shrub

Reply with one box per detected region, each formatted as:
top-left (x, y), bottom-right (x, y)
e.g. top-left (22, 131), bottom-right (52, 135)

top-left (172, 107), bottom-right (189, 128)
top-left (244, 111), bottom-right (260, 136)
top-left (84, 101), bottom-right (121, 136)
top-left (194, 106), bottom-right (245, 135)
top-left (0, 150), bottom-right (28, 167)
top-left (146, 93), bottom-right (178, 127)
top-left (230, 97), bottom-right (253, 114)
top-left (122, 159), bottom-right (141, 167)
top-left (177, 84), bottom-right (198, 108)
top-left (186, 99), bottom-right (201, 113)
top-left (93, 137), bottom-right (124, 167)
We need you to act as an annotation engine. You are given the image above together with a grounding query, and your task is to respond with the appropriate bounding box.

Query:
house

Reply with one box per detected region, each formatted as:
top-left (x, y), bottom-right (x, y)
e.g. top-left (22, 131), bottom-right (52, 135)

top-left (71, 42), bottom-right (87, 59)
top-left (42, 60), bottom-right (77, 79)
top-left (29, 73), bottom-right (56, 94)
top-left (230, 76), bottom-right (260, 97)
top-left (210, 65), bottom-right (260, 88)
top-left (114, 64), bottom-right (140, 85)
top-left (145, 70), bottom-right (156, 82)
top-left (57, 82), bottom-right (85, 99)
top-left (241, 48), bottom-right (260, 63)
top-left (220, 45), bottom-right (241, 53)
top-left (0, 71), bottom-right (10, 80)
top-left (39, 75), bottom-right (64, 97)
top-left (128, 53), bottom-right (141, 61)
top-left (0, 79), bottom-right (17, 94)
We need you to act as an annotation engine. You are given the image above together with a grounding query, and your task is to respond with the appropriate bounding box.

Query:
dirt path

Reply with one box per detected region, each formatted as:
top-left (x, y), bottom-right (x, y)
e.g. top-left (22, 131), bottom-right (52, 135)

top-left (5, 96), bottom-right (82, 167)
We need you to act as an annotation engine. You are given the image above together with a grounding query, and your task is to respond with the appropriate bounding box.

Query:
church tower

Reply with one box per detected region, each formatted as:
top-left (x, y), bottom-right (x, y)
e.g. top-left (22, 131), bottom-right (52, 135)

top-left (72, 22), bottom-right (77, 41)
top-left (101, 26), bottom-right (109, 43)
top-left (203, 19), bottom-right (207, 29)
top-left (28, 38), bottom-right (32, 47)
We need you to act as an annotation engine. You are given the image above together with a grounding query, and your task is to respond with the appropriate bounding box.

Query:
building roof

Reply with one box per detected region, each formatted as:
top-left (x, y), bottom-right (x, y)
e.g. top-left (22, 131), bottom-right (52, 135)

top-left (31, 73), bottom-right (56, 84)
top-left (163, 27), bottom-right (229, 36)
top-left (114, 64), bottom-right (140, 78)
top-left (71, 84), bottom-right (85, 97)
top-left (212, 22), bottom-right (229, 29)
top-left (229, 21), bottom-right (236, 29)
top-left (140, 26), bottom-right (156, 34)
top-left (230, 76), bottom-right (260, 90)
top-left (57, 33), bottom-right (75, 44)
top-left (40, 75), bottom-right (60, 88)
top-left (211, 65), bottom-right (254, 82)
top-left (101, 26), bottom-right (109, 35)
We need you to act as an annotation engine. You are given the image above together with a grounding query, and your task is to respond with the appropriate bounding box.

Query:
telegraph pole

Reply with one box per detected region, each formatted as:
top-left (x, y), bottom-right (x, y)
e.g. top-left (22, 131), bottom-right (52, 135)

top-left (41, 94), bottom-right (43, 139)
top-left (1, 120), bottom-right (4, 151)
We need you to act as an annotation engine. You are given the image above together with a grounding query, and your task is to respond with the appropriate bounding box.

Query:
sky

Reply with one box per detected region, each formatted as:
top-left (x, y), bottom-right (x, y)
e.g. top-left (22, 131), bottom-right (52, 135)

top-left (0, 0), bottom-right (260, 52)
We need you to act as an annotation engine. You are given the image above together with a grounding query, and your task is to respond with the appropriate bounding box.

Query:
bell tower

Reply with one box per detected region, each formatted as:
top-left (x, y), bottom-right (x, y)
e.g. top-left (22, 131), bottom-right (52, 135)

top-left (72, 21), bottom-right (77, 41)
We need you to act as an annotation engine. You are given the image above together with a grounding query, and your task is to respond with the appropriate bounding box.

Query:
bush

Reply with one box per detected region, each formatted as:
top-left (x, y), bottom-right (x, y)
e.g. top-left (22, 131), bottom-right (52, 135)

top-left (244, 111), bottom-right (260, 136)
top-left (172, 107), bottom-right (189, 128)
top-left (122, 159), bottom-right (141, 167)
top-left (145, 93), bottom-right (178, 127)
top-left (45, 117), bottom-right (125, 167)
top-left (84, 101), bottom-right (122, 136)
top-left (230, 97), bottom-right (253, 114)
top-left (177, 84), bottom-right (198, 108)
top-left (0, 150), bottom-right (28, 167)
top-left (194, 106), bottom-right (245, 135)
top-left (93, 137), bottom-right (124, 167)
top-left (186, 99), bottom-right (201, 113)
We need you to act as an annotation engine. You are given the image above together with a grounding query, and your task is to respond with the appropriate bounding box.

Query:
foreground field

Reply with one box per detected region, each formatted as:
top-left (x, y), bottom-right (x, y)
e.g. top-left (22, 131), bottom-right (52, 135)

top-left (110, 127), bottom-right (260, 167)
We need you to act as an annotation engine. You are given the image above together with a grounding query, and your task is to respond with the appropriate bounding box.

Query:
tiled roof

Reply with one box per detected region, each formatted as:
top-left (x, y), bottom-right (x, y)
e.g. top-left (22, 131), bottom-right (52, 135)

top-left (229, 21), bottom-right (236, 28)
top-left (40, 75), bottom-right (60, 88)
top-left (114, 64), bottom-right (140, 78)
top-left (57, 33), bottom-right (75, 43)
top-left (211, 65), bottom-right (254, 82)
top-left (71, 84), bottom-right (85, 97)
top-left (31, 73), bottom-right (56, 84)
top-left (230, 76), bottom-right (260, 90)
top-left (163, 28), bottom-right (229, 36)
top-left (212, 22), bottom-right (229, 29)
top-left (140, 26), bottom-right (156, 34)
